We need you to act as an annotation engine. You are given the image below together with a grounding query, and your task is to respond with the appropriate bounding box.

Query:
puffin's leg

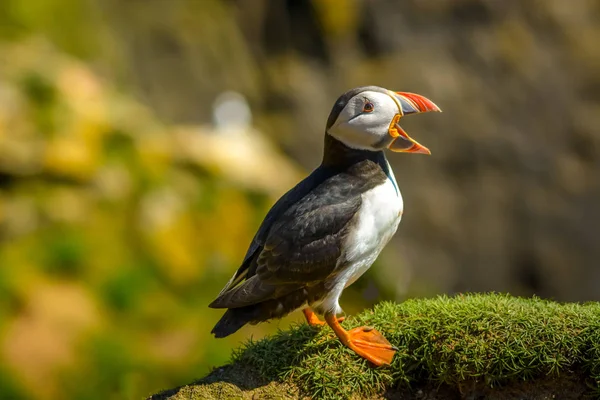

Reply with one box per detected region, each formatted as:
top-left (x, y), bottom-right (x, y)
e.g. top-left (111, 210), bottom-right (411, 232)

top-left (325, 312), bottom-right (396, 366)
top-left (303, 308), bottom-right (345, 327)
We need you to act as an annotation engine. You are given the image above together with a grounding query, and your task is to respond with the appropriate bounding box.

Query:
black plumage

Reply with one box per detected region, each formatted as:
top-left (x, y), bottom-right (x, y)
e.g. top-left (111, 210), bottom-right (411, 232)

top-left (210, 134), bottom-right (390, 337)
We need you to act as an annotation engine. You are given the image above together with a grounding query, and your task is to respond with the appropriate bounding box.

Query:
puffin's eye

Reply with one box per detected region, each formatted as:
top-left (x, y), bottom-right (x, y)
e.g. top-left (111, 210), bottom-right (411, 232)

top-left (362, 102), bottom-right (374, 113)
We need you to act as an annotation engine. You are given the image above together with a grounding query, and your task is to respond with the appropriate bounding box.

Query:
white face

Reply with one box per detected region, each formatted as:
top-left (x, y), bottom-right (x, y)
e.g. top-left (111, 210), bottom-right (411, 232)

top-left (327, 90), bottom-right (400, 151)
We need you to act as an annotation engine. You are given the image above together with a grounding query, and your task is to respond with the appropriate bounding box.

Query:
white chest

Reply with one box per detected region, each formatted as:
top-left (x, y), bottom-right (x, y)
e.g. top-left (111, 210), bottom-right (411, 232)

top-left (311, 165), bottom-right (404, 315)
top-left (339, 172), bottom-right (403, 287)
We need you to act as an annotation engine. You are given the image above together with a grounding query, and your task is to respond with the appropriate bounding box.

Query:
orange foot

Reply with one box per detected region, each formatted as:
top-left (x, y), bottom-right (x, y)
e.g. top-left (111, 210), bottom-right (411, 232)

top-left (303, 308), bottom-right (345, 327)
top-left (325, 313), bottom-right (396, 367)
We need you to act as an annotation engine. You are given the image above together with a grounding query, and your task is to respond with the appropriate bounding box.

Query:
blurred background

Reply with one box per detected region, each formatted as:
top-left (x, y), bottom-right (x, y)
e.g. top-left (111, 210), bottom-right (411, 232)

top-left (0, 0), bottom-right (599, 398)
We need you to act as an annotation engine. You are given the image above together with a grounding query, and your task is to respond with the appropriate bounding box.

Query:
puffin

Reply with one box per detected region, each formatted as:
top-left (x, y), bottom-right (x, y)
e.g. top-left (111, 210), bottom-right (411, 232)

top-left (209, 86), bottom-right (440, 366)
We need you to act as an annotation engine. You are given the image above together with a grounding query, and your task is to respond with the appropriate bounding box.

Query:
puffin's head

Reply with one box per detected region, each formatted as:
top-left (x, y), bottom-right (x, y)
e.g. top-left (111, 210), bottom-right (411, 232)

top-left (325, 86), bottom-right (441, 154)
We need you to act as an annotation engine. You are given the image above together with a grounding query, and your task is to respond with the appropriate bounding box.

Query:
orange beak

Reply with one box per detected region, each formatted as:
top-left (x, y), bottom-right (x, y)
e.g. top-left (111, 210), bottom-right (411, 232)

top-left (387, 92), bottom-right (441, 155)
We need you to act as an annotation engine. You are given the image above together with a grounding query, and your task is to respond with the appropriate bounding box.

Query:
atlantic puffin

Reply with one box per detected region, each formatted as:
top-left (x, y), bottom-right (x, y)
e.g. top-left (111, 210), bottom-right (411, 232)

top-left (209, 86), bottom-right (440, 366)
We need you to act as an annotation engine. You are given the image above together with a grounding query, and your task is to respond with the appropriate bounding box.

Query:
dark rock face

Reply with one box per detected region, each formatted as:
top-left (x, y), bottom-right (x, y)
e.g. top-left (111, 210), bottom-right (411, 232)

top-left (99, 0), bottom-right (600, 301)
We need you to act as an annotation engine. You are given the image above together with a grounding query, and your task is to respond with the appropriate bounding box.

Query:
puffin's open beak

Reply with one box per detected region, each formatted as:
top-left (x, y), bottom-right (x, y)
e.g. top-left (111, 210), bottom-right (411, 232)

top-left (387, 92), bottom-right (441, 155)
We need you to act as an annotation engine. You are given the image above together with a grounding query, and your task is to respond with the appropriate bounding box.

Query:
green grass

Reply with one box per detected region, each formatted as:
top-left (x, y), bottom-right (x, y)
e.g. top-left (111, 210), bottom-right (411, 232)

top-left (151, 293), bottom-right (600, 399)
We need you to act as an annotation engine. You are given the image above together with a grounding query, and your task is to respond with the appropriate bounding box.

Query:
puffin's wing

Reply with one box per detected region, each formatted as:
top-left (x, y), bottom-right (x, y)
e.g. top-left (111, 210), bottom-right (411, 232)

top-left (257, 188), bottom-right (361, 283)
top-left (209, 171), bottom-right (368, 309)
top-left (211, 169), bottom-right (326, 299)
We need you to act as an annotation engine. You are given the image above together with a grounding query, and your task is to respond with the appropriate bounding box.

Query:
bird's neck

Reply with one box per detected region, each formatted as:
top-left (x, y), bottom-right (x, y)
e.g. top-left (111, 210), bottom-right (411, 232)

top-left (321, 134), bottom-right (387, 171)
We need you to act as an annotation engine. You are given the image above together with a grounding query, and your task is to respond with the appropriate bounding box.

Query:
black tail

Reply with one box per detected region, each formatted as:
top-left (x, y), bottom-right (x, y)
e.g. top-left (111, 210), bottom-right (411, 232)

top-left (211, 306), bottom-right (260, 338)
top-left (211, 288), bottom-right (314, 338)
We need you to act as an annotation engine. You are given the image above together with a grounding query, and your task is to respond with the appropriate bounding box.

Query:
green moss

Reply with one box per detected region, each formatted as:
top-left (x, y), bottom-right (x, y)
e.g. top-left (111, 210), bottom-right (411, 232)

top-left (152, 364), bottom-right (299, 400)
top-left (151, 293), bottom-right (600, 400)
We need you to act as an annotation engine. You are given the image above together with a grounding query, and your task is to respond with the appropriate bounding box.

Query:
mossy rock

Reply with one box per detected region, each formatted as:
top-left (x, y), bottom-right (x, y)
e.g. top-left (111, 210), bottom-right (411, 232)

top-left (149, 293), bottom-right (600, 399)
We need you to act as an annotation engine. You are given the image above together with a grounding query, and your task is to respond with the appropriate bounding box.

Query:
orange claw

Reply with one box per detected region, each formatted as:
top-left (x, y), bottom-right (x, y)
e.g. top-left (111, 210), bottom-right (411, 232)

top-left (303, 308), bottom-right (345, 327)
top-left (325, 313), bottom-right (396, 366)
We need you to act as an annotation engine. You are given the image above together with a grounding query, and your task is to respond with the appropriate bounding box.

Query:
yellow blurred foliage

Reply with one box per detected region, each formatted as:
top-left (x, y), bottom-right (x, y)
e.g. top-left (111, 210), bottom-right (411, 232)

top-left (0, 39), bottom-right (299, 400)
top-left (3, 281), bottom-right (101, 400)
top-left (44, 136), bottom-right (100, 180)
